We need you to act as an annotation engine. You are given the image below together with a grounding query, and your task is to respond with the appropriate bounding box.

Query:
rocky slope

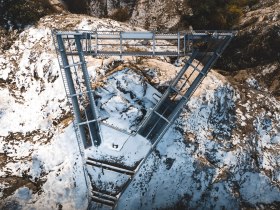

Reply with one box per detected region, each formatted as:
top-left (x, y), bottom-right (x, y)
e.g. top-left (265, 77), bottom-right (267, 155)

top-left (67, 0), bottom-right (190, 30)
top-left (0, 14), bottom-right (280, 209)
top-left (0, 0), bottom-right (66, 54)
top-left (87, 0), bottom-right (137, 19)
top-left (129, 0), bottom-right (190, 30)
top-left (220, 0), bottom-right (279, 70)
top-left (217, 0), bottom-right (280, 100)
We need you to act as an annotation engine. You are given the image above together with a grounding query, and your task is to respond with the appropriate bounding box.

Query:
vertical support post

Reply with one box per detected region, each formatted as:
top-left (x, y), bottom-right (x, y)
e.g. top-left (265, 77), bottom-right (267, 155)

top-left (74, 35), bottom-right (102, 146)
top-left (85, 33), bottom-right (88, 53)
top-left (187, 33), bottom-right (190, 52)
top-left (152, 32), bottom-right (155, 56)
top-left (183, 33), bottom-right (186, 56)
top-left (177, 32), bottom-right (180, 56)
top-left (89, 32), bottom-right (91, 54)
top-left (56, 34), bottom-right (88, 148)
top-left (187, 33), bottom-right (192, 52)
top-left (95, 30), bottom-right (98, 55)
top-left (120, 31), bottom-right (123, 59)
top-left (81, 35), bottom-right (84, 52)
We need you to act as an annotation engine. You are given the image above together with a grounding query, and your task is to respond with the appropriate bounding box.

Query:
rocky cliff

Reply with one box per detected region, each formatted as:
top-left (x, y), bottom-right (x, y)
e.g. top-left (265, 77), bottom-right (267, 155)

top-left (219, 0), bottom-right (280, 100)
top-left (0, 13), bottom-right (280, 209)
top-left (64, 0), bottom-right (190, 30)
top-left (0, 1), bottom-right (280, 209)
top-left (220, 0), bottom-right (279, 70)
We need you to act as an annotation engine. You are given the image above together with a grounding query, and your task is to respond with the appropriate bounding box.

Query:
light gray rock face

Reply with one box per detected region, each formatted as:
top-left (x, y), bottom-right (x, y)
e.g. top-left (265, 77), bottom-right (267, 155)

top-left (218, 0), bottom-right (280, 71)
top-left (218, 0), bottom-right (280, 100)
top-left (129, 0), bottom-right (187, 30)
top-left (88, 0), bottom-right (109, 17)
top-left (87, 0), bottom-right (191, 30)
top-left (49, 0), bottom-right (66, 12)
top-left (88, 0), bottom-right (137, 18)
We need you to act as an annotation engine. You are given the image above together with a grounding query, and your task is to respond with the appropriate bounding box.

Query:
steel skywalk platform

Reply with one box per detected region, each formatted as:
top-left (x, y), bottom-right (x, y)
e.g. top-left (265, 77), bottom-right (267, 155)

top-left (53, 30), bottom-right (235, 209)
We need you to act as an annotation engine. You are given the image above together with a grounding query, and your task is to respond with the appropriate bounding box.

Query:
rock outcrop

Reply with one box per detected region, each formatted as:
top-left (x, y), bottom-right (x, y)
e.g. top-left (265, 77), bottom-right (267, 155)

top-left (220, 0), bottom-right (280, 71)
top-left (85, 0), bottom-right (190, 30)
top-left (218, 0), bottom-right (280, 99)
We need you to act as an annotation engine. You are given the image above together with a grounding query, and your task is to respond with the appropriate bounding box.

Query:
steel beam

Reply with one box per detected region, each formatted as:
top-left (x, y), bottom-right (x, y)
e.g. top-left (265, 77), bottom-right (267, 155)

top-left (74, 35), bottom-right (102, 147)
top-left (56, 34), bottom-right (89, 148)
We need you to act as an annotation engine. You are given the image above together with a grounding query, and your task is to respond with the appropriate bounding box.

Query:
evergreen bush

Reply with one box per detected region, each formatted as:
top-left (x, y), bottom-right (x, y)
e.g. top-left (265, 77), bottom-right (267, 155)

top-left (184, 0), bottom-right (259, 29)
top-left (0, 0), bottom-right (55, 29)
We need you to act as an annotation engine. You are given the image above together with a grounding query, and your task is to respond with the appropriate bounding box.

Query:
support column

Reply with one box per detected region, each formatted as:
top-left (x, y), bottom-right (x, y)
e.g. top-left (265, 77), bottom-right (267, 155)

top-left (75, 34), bottom-right (102, 147)
top-left (56, 34), bottom-right (89, 148)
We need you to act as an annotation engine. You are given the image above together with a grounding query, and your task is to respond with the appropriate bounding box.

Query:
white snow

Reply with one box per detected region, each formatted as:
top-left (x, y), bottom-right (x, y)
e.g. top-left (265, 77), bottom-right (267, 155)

top-left (240, 172), bottom-right (280, 204)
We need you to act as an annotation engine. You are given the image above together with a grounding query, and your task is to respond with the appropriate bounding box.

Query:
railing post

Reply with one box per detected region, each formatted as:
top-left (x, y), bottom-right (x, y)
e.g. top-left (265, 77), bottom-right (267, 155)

top-left (183, 33), bottom-right (186, 56)
top-left (120, 31), bottom-right (123, 59)
top-left (153, 32), bottom-right (155, 56)
top-left (89, 31), bottom-right (92, 54)
top-left (177, 32), bottom-right (180, 56)
top-left (95, 30), bottom-right (98, 55)
top-left (187, 33), bottom-right (190, 52)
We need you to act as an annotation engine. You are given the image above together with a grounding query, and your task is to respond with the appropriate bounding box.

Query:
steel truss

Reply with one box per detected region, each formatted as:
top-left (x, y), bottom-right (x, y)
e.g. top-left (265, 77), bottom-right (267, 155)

top-left (53, 30), bottom-right (235, 209)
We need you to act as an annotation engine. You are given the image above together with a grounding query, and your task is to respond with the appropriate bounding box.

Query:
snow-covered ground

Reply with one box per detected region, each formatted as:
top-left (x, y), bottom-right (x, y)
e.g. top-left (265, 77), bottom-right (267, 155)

top-left (1, 14), bottom-right (280, 210)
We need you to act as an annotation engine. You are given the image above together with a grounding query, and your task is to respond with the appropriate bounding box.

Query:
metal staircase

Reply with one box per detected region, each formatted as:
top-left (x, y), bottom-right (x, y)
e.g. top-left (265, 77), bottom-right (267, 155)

top-left (138, 33), bottom-right (233, 143)
top-left (86, 157), bottom-right (135, 208)
top-left (53, 30), bottom-right (235, 209)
